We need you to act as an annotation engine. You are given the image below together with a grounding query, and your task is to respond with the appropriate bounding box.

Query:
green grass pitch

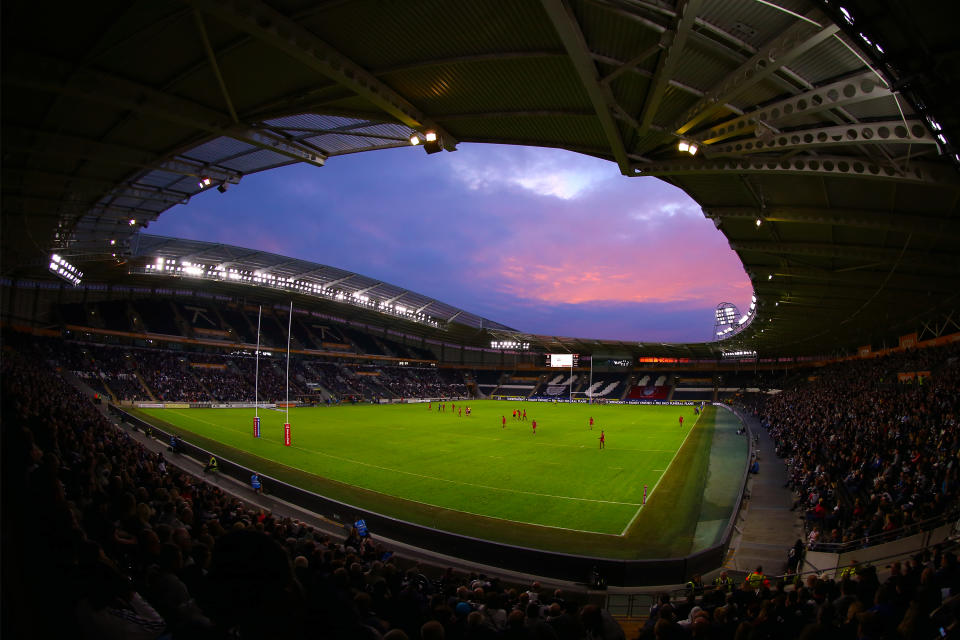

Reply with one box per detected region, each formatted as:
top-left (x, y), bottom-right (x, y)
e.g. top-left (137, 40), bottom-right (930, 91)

top-left (136, 400), bottom-right (716, 558)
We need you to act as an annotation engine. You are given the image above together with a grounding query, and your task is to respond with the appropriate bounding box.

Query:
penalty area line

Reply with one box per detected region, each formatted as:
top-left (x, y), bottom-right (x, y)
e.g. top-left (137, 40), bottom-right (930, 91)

top-left (618, 409), bottom-right (704, 536)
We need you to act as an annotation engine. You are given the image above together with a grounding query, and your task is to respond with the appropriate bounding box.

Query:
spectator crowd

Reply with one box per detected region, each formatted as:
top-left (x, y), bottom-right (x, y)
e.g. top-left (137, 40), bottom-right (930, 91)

top-left (2, 338), bottom-right (624, 639)
top-left (5, 333), bottom-right (960, 639)
top-left (748, 343), bottom-right (960, 549)
top-left (635, 558), bottom-right (958, 639)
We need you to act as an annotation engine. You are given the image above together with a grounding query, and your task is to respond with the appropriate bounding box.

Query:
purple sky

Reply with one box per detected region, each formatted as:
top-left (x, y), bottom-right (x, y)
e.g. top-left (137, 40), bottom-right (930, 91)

top-left (150, 144), bottom-right (752, 342)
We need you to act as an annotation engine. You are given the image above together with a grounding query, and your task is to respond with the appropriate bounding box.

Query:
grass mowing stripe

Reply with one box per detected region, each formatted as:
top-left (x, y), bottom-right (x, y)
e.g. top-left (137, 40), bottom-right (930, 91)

top-left (620, 407), bottom-right (717, 557)
top-left (131, 401), bottom-right (715, 557)
top-left (619, 408), bottom-right (704, 535)
top-left (166, 409), bottom-right (640, 507)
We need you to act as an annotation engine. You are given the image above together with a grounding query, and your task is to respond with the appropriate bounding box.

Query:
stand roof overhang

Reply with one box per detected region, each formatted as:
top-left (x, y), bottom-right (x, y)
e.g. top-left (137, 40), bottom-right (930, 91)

top-left (3, 0), bottom-right (958, 357)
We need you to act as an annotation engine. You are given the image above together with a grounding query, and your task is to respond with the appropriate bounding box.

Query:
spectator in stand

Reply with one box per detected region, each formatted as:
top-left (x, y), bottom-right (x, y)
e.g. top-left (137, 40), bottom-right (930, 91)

top-left (741, 343), bottom-right (960, 551)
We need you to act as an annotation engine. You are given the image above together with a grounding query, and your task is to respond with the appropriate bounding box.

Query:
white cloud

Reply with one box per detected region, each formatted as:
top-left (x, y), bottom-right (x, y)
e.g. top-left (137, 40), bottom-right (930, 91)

top-left (630, 199), bottom-right (700, 221)
top-left (447, 144), bottom-right (616, 200)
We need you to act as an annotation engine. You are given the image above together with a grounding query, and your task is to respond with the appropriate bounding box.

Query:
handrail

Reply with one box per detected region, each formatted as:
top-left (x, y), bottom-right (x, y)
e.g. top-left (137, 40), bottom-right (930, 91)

top-left (806, 509), bottom-right (960, 553)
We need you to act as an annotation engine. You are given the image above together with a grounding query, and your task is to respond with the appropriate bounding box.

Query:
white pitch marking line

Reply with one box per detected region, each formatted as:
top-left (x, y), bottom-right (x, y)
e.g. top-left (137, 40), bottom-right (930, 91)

top-left (619, 410), bottom-right (704, 536)
top-left (161, 410), bottom-right (640, 508)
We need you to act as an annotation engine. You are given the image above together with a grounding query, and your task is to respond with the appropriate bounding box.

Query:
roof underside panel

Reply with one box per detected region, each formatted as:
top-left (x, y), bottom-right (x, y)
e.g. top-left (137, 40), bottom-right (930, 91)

top-left (3, 0), bottom-right (959, 358)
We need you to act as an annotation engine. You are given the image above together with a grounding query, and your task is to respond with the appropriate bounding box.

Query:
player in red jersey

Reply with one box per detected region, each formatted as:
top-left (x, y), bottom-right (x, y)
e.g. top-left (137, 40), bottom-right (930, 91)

top-left (679, 415), bottom-right (684, 427)
top-left (522, 409), bottom-right (527, 421)
top-left (532, 420), bottom-right (537, 435)
top-left (466, 406), bottom-right (471, 416)
top-left (428, 402), bottom-right (431, 411)
top-left (599, 430), bottom-right (605, 449)
top-left (502, 415), bottom-right (506, 428)
top-left (512, 409), bottom-right (517, 419)
top-left (589, 416), bottom-right (594, 430)
top-left (458, 408), bottom-right (462, 417)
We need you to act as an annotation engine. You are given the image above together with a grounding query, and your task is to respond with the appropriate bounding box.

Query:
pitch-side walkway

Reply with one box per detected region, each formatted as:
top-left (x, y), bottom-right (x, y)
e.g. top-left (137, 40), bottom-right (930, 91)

top-left (721, 411), bottom-right (805, 576)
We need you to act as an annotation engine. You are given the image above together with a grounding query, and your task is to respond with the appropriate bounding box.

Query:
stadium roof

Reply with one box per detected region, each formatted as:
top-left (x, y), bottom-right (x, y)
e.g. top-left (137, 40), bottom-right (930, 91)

top-left (130, 233), bottom-right (517, 334)
top-left (3, 0), bottom-right (959, 357)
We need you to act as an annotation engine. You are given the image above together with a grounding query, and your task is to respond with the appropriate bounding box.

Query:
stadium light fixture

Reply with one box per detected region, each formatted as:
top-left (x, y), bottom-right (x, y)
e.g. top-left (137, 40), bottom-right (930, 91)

top-left (677, 140), bottom-right (698, 155)
top-left (198, 176), bottom-right (212, 189)
top-left (755, 218), bottom-right (763, 227)
top-left (128, 218), bottom-right (137, 226)
top-left (49, 253), bottom-right (82, 286)
top-left (409, 133), bottom-right (421, 146)
top-left (423, 131), bottom-right (442, 154)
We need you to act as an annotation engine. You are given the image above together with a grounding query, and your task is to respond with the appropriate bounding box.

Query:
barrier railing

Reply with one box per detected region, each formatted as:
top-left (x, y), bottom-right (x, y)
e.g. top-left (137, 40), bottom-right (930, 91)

top-left (805, 510), bottom-right (960, 554)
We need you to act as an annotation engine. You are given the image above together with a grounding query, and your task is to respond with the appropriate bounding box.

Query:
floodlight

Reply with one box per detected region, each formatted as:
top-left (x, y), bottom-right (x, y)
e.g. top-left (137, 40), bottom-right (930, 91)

top-left (687, 143), bottom-right (698, 155)
top-left (48, 253), bottom-right (82, 286)
top-left (129, 219), bottom-right (137, 226)
top-left (678, 141), bottom-right (689, 153)
top-left (423, 131), bottom-right (442, 154)
top-left (755, 218), bottom-right (762, 227)
top-left (768, 274), bottom-right (773, 280)
top-left (110, 239), bottom-right (116, 245)
top-left (198, 177), bottom-right (212, 189)
top-left (409, 133), bottom-right (421, 146)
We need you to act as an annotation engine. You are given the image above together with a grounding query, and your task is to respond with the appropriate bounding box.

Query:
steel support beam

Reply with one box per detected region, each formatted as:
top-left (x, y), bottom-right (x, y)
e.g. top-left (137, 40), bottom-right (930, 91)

top-left (6, 54), bottom-right (326, 167)
top-left (193, 8), bottom-right (240, 124)
top-left (4, 168), bottom-right (156, 197)
top-left (731, 240), bottom-right (956, 268)
top-left (636, 0), bottom-right (702, 137)
top-left (632, 156), bottom-right (959, 186)
top-left (704, 206), bottom-right (960, 239)
top-left (763, 266), bottom-right (959, 292)
top-left (2, 196), bottom-right (161, 221)
top-left (705, 120), bottom-right (935, 157)
top-left (601, 40), bottom-right (664, 86)
top-left (698, 71), bottom-right (893, 144)
top-left (186, 0), bottom-right (456, 150)
top-left (261, 125), bottom-right (407, 143)
top-left (541, 0), bottom-right (631, 174)
top-left (672, 10), bottom-right (838, 136)
top-left (229, 129), bottom-right (327, 167)
top-left (322, 275), bottom-right (354, 289)
top-left (4, 169), bottom-right (192, 204)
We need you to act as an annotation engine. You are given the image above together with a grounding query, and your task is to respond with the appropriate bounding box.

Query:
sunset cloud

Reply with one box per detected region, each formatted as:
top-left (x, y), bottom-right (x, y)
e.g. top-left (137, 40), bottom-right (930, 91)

top-left (151, 143), bottom-right (752, 342)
